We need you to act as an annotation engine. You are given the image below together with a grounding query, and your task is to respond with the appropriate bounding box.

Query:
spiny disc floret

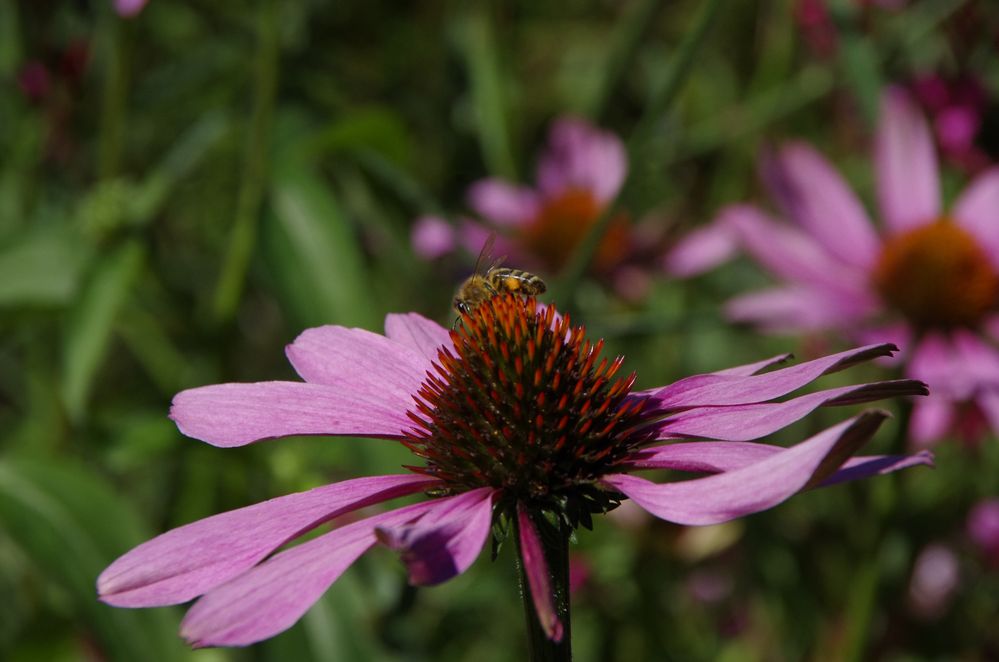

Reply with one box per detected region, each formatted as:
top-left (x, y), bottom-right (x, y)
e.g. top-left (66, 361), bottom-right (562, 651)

top-left (403, 295), bottom-right (652, 522)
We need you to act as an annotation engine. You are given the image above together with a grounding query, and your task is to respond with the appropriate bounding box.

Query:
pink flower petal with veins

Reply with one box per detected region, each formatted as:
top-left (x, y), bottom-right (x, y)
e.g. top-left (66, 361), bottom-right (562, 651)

top-left (383, 312), bottom-right (453, 364)
top-left (875, 87), bottom-right (941, 233)
top-left (98, 474), bottom-right (437, 607)
top-left (603, 412), bottom-right (890, 525)
top-left (517, 505), bottom-right (564, 642)
top-left (170, 381), bottom-right (413, 447)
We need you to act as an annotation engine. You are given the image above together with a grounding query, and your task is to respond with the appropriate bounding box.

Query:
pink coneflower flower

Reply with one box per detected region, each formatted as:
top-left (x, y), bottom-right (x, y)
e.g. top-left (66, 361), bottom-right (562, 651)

top-left (412, 117), bottom-right (632, 275)
top-left (967, 498), bottom-right (999, 565)
top-left (668, 86), bottom-right (999, 447)
top-left (98, 295), bottom-right (929, 652)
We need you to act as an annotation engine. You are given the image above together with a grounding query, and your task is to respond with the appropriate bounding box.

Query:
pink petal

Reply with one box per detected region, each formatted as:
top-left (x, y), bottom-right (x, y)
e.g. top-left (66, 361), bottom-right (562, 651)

top-left (536, 117), bottom-right (627, 203)
top-left (624, 441), bottom-right (933, 485)
top-left (466, 179), bottom-right (538, 226)
top-left (722, 205), bottom-right (869, 294)
top-left (975, 391), bottom-right (999, 438)
top-left (640, 344), bottom-right (898, 409)
top-left (954, 168), bottom-right (999, 270)
top-left (952, 330), bottom-right (999, 390)
top-left (602, 412), bottom-right (890, 525)
top-left (907, 334), bottom-right (972, 400)
top-left (517, 505), bottom-right (564, 642)
top-left (98, 474), bottom-right (437, 607)
top-left (114, 0), bottom-right (148, 17)
top-left (875, 87), bottom-right (941, 233)
top-left (179, 499), bottom-right (440, 647)
top-left (709, 353), bottom-right (793, 377)
top-left (286, 325), bottom-right (430, 403)
top-left (654, 379), bottom-right (926, 441)
top-left (384, 312), bottom-right (454, 363)
top-left (725, 285), bottom-right (876, 333)
top-left (411, 215), bottom-right (456, 259)
top-left (170, 381), bottom-right (413, 447)
top-left (909, 395), bottom-right (953, 448)
top-left (760, 141), bottom-right (880, 269)
top-left (375, 487), bottom-right (494, 585)
top-left (664, 219), bottom-right (740, 277)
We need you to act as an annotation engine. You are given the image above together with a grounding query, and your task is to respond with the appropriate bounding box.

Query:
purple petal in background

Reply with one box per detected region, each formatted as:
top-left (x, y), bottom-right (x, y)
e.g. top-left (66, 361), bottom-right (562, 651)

top-left (536, 117), bottom-right (626, 203)
top-left (954, 168), bottom-right (999, 270)
top-left (467, 179), bottom-right (539, 226)
top-left (114, 0), bottom-right (149, 17)
top-left (170, 381), bottom-right (413, 447)
top-left (760, 141), bottom-right (880, 269)
top-left (411, 215), bottom-right (456, 259)
top-left (725, 285), bottom-right (875, 333)
top-left (98, 474), bottom-right (437, 607)
top-left (909, 395), bottom-right (954, 448)
top-left (376, 487), bottom-right (494, 585)
top-left (664, 218), bottom-right (740, 277)
top-left (603, 412), bottom-right (890, 525)
top-left (876, 87), bottom-right (942, 233)
top-left (641, 344), bottom-right (898, 409)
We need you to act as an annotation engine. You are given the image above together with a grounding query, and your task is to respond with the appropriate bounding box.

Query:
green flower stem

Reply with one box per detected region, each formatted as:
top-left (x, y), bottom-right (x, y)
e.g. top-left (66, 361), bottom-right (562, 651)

top-left (212, 0), bottom-right (280, 324)
top-left (514, 511), bottom-right (572, 662)
top-left (98, 14), bottom-right (130, 180)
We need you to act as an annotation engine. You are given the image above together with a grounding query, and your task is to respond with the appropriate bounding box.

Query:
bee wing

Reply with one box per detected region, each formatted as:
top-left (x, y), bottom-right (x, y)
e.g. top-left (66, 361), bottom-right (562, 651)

top-left (473, 233), bottom-right (506, 275)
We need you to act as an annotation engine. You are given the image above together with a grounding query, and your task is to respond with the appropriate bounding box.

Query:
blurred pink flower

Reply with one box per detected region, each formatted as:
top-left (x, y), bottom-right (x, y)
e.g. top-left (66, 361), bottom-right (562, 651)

top-left (911, 74), bottom-right (990, 173)
top-left (967, 498), bottom-right (999, 563)
top-left (909, 543), bottom-right (960, 619)
top-left (413, 117), bottom-right (633, 275)
top-left (114, 0), bottom-right (149, 18)
top-left (99, 296), bottom-right (929, 647)
top-left (668, 86), bottom-right (999, 447)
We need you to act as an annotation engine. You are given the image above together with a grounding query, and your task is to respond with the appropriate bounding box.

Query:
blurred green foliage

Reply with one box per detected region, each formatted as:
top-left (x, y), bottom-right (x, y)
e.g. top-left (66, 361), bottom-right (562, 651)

top-left (2, 0), bottom-right (998, 660)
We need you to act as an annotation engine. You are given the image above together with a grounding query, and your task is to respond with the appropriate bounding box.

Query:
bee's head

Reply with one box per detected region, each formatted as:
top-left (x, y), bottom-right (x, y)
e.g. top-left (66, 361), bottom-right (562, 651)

top-left (453, 298), bottom-right (470, 315)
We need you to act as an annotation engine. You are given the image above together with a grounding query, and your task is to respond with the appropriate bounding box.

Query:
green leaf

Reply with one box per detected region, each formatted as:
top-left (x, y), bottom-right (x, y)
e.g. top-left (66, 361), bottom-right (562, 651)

top-left (61, 240), bottom-right (144, 421)
top-left (264, 160), bottom-right (375, 328)
top-left (0, 459), bottom-right (189, 662)
top-left (0, 229), bottom-right (88, 307)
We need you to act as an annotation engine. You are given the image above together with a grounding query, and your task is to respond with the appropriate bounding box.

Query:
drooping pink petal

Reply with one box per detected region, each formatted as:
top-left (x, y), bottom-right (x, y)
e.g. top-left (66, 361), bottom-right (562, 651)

top-left (602, 412), bottom-right (891, 525)
top-left (375, 487), bottom-right (494, 585)
top-left (384, 312), bottom-right (453, 364)
top-left (709, 352), bottom-right (792, 377)
top-left (536, 117), bottom-right (627, 203)
top-left (411, 215), bottom-right (456, 260)
top-left (640, 344), bottom-right (898, 409)
top-left (623, 441), bottom-right (933, 484)
top-left (98, 474), bottom-right (437, 608)
top-left (875, 87), bottom-right (941, 233)
top-left (286, 326), bottom-right (430, 402)
top-left (760, 141), bottom-right (880, 269)
top-left (170, 382), bottom-right (413, 447)
top-left (722, 205), bottom-right (870, 294)
top-left (663, 218), bottom-right (740, 277)
top-left (653, 380), bottom-right (926, 441)
top-left (954, 168), bottom-right (999, 269)
top-left (179, 499), bottom-right (440, 648)
top-left (516, 505), bottom-right (564, 642)
top-left (467, 179), bottom-right (539, 226)
top-left (725, 285), bottom-right (876, 333)
top-left (909, 395), bottom-right (953, 448)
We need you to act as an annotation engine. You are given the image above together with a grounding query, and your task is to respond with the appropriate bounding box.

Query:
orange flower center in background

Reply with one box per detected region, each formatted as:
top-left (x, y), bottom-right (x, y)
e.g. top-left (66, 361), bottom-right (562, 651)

top-left (873, 220), bottom-right (999, 329)
top-left (520, 188), bottom-right (629, 272)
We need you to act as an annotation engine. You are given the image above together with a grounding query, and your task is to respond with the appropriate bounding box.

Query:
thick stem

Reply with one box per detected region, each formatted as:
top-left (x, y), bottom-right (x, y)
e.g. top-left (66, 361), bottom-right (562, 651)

top-left (514, 510), bottom-right (572, 662)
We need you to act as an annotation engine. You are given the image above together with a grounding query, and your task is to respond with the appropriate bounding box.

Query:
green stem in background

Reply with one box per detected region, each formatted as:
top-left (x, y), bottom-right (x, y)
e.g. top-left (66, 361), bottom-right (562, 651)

top-left (98, 14), bottom-right (130, 180)
top-left (514, 511), bottom-right (572, 662)
top-left (553, 0), bottom-right (722, 305)
top-left (586, 0), bottom-right (663, 122)
top-left (212, 0), bottom-right (280, 324)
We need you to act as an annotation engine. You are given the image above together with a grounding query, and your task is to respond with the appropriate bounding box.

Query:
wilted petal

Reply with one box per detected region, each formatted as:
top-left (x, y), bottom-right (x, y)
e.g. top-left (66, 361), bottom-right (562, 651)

top-left (664, 219), bottom-right (740, 277)
top-left (641, 344), bottom-right (898, 408)
top-left (725, 286), bottom-right (875, 333)
top-left (384, 312), bottom-right (454, 363)
top-left (170, 382), bottom-right (413, 447)
top-left (603, 412), bottom-right (890, 525)
top-left (954, 168), bottom-right (999, 270)
top-left (876, 87), bottom-right (941, 233)
top-left (537, 117), bottom-right (626, 203)
top-left (179, 499), bottom-right (440, 648)
top-left (517, 505), bottom-right (564, 642)
top-left (467, 179), bottom-right (539, 226)
top-left (286, 325), bottom-right (430, 401)
top-left (654, 380), bottom-right (926, 441)
top-left (375, 487), bottom-right (494, 585)
top-left (98, 474), bottom-right (437, 607)
top-left (760, 141), bottom-right (880, 269)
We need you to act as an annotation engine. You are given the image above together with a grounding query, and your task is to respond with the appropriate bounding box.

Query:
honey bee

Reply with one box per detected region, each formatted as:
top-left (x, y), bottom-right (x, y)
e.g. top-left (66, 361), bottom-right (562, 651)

top-left (453, 235), bottom-right (547, 316)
